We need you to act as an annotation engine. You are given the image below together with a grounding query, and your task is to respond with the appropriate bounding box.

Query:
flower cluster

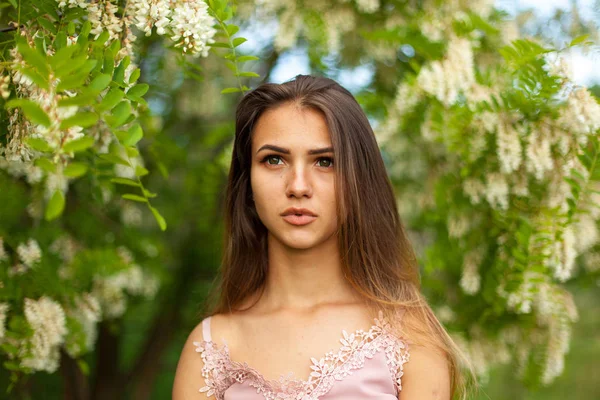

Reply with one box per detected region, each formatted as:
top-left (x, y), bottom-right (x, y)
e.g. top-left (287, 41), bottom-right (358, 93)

top-left (129, 0), bottom-right (217, 57)
top-left (65, 293), bottom-right (101, 357)
top-left (0, 303), bottom-right (9, 341)
top-left (417, 37), bottom-right (475, 106)
top-left (21, 297), bottom-right (67, 373)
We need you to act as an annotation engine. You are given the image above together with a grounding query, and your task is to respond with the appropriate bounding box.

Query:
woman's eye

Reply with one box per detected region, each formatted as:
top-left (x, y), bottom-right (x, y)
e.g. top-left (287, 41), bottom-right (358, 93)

top-left (318, 157), bottom-right (333, 168)
top-left (264, 155), bottom-right (282, 165)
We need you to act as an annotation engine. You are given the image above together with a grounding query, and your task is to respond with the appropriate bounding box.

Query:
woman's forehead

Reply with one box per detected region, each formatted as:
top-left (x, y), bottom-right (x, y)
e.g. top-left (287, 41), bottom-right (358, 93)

top-left (252, 105), bottom-right (332, 151)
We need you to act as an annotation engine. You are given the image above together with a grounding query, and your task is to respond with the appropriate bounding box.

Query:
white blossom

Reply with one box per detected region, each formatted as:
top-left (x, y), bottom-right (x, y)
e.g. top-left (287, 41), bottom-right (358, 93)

top-left (0, 303), bottom-right (9, 341)
top-left (57, 0), bottom-right (87, 9)
top-left (0, 237), bottom-right (7, 262)
top-left (558, 88), bottom-right (600, 144)
top-left (541, 319), bottom-right (571, 385)
top-left (463, 178), bottom-right (486, 205)
top-left (525, 125), bottom-right (554, 180)
top-left (16, 239), bottom-right (41, 268)
top-left (460, 247), bottom-right (486, 295)
top-left (355, 0), bottom-right (379, 14)
top-left (87, 1), bottom-right (123, 42)
top-left (121, 202), bottom-right (144, 227)
top-left (274, 7), bottom-right (301, 51)
top-left (130, 0), bottom-right (172, 36)
top-left (484, 173), bottom-right (509, 211)
top-left (49, 235), bottom-right (78, 263)
top-left (496, 116), bottom-right (522, 174)
top-left (448, 213), bottom-right (470, 238)
top-left (417, 37), bottom-right (475, 106)
top-left (169, 0), bottom-right (217, 57)
top-left (65, 294), bottom-right (101, 357)
top-left (21, 297), bottom-right (67, 373)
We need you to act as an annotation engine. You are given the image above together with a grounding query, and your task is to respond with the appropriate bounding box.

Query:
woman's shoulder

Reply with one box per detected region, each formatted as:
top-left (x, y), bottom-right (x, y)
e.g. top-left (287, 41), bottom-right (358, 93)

top-left (393, 307), bottom-right (452, 400)
top-left (172, 313), bottom-right (235, 399)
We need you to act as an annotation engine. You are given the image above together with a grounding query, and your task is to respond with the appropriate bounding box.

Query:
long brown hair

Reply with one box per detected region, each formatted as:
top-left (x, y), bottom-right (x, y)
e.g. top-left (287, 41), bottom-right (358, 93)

top-left (207, 75), bottom-right (476, 399)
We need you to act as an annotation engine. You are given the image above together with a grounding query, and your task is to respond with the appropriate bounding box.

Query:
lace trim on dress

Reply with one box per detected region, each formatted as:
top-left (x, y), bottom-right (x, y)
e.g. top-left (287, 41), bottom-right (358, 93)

top-left (192, 310), bottom-right (410, 400)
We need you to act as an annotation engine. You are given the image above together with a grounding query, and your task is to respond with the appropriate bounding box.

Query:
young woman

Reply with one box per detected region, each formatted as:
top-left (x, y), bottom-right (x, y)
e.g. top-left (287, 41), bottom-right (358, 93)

top-left (173, 75), bottom-right (473, 399)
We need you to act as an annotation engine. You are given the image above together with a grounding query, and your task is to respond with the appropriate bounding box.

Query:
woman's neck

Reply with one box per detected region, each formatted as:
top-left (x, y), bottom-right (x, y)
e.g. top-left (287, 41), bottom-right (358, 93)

top-left (257, 234), bottom-right (362, 312)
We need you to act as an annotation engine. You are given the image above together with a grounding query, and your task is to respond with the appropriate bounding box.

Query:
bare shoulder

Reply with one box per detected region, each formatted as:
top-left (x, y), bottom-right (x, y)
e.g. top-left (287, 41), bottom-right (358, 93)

top-left (398, 310), bottom-right (451, 400)
top-left (172, 318), bottom-right (207, 400)
top-left (172, 313), bottom-right (236, 400)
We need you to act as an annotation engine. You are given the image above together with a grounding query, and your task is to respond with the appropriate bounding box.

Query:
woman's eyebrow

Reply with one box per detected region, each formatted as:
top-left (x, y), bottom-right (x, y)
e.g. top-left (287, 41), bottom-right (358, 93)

top-left (256, 144), bottom-right (334, 155)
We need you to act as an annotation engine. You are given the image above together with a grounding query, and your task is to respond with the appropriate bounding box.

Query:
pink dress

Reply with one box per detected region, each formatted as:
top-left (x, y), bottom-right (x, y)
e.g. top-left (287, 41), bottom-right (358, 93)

top-left (192, 310), bottom-right (410, 399)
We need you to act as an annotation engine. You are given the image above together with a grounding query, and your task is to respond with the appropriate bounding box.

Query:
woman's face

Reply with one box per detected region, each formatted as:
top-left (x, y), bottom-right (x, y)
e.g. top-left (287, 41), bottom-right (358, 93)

top-left (250, 102), bottom-right (338, 250)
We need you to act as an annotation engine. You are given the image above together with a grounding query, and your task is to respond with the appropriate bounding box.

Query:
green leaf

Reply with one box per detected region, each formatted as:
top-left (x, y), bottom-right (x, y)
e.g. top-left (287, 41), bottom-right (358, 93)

top-left (58, 93), bottom-right (97, 107)
top-left (64, 162), bottom-right (88, 178)
top-left (236, 55), bottom-right (259, 62)
top-left (25, 137), bottom-right (53, 152)
top-left (17, 41), bottom-right (49, 79)
top-left (89, 73), bottom-right (112, 93)
top-left (98, 88), bottom-right (125, 111)
top-left (37, 17), bottom-right (57, 34)
top-left (7, 99), bottom-right (52, 127)
top-left (129, 68), bottom-right (141, 84)
top-left (125, 146), bottom-right (139, 157)
top-left (80, 21), bottom-right (92, 38)
top-left (49, 44), bottom-right (79, 71)
top-left (34, 157), bottom-right (56, 173)
top-left (232, 37), bottom-right (247, 47)
top-left (77, 359), bottom-right (90, 376)
top-left (126, 83), bottom-right (149, 99)
top-left (125, 123), bottom-right (143, 146)
top-left (150, 206), bottom-right (167, 231)
top-left (221, 87), bottom-right (241, 94)
top-left (226, 25), bottom-right (239, 36)
top-left (143, 188), bottom-right (157, 198)
top-left (122, 193), bottom-right (147, 203)
top-left (93, 31), bottom-right (110, 47)
top-left (210, 42), bottom-right (230, 48)
top-left (60, 112), bottom-right (99, 130)
top-left (56, 61), bottom-right (98, 92)
top-left (237, 71), bottom-right (259, 78)
top-left (98, 153), bottom-right (130, 166)
top-left (63, 136), bottom-right (95, 153)
top-left (18, 66), bottom-right (49, 90)
top-left (106, 101), bottom-right (132, 128)
top-left (45, 190), bottom-right (65, 221)
top-left (110, 177), bottom-right (140, 187)
top-left (135, 165), bottom-right (149, 177)
top-left (570, 34), bottom-right (590, 47)
top-left (113, 56), bottom-right (131, 85)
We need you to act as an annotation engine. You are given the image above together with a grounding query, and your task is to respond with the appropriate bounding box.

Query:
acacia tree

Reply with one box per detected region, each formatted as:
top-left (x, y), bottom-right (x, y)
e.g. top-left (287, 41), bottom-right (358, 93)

top-left (0, 0), bottom-right (258, 398)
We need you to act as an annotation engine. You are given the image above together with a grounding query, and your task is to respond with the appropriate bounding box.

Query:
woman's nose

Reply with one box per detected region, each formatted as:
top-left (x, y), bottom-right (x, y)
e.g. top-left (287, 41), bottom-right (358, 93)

top-left (285, 164), bottom-right (312, 198)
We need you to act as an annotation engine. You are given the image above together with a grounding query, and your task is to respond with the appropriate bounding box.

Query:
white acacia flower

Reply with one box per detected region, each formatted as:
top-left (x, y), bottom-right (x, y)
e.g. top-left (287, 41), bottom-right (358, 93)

top-left (484, 173), bottom-right (509, 211)
top-left (355, 0), bottom-right (379, 14)
top-left (0, 303), bottom-right (9, 341)
top-left (21, 297), bottom-right (67, 373)
top-left (525, 127), bottom-right (553, 180)
top-left (417, 37), bottom-right (475, 106)
top-left (17, 239), bottom-right (42, 267)
top-left (0, 238), bottom-right (7, 262)
top-left (130, 0), bottom-right (172, 36)
top-left (87, 1), bottom-right (123, 42)
top-left (541, 320), bottom-right (571, 384)
top-left (169, 0), bottom-right (217, 57)
top-left (496, 116), bottom-right (522, 174)
top-left (460, 247), bottom-right (486, 295)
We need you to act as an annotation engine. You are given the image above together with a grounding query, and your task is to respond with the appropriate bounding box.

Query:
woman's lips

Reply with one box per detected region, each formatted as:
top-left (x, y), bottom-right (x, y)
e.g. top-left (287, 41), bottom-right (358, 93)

top-left (282, 214), bottom-right (317, 226)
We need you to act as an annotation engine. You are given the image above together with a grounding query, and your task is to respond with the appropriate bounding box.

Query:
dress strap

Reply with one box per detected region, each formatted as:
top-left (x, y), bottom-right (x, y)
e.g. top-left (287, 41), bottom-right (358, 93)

top-left (201, 316), bottom-right (212, 342)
